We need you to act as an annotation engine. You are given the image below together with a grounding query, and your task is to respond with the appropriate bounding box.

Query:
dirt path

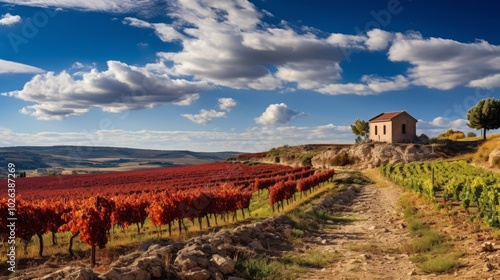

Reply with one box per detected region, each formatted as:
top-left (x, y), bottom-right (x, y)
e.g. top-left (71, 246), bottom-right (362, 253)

top-left (299, 183), bottom-right (419, 280)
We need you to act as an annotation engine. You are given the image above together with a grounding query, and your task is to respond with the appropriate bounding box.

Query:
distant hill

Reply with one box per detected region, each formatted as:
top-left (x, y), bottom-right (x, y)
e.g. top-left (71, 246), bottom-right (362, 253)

top-left (0, 146), bottom-right (239, 172)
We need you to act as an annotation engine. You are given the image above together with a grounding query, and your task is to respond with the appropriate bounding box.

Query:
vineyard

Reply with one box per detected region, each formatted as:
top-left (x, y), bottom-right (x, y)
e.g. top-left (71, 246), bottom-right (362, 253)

top-left (380, 160), bottom-right (500, 227)
top-left (0, 162), bottom-right (334, 267)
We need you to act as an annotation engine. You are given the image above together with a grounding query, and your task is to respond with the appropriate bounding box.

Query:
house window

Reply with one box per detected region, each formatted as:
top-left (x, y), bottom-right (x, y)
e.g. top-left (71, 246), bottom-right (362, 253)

top-left (375, 126), bottom-right (378, 135)
top-left (402, 124), bottom-right (406, 134)
top-left (383, 125), bottom-right (386, 135)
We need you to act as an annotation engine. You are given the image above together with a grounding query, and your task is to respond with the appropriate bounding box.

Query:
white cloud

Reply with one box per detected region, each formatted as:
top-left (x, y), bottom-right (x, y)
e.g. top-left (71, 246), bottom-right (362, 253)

top-left (0, 59), bottom-right (44, 74)
top-left (0, 0), bottom-right (162, 13)
top-left (173, 93), bottom-right (200, 106)
top-left (0, 124), bottom-right (352, 152)
top-left (415, 116), bottom-right (485, 137)
top-left (3, 61), bottom-right (211, 120)
top-left (389, 36), bottom-right (500, 90)
top-left (276, 61), bottom-right (342, 89)
top-left (123, 17), bottom-right (184, 42)
top-left (365, 29), bottom-right (394, 51)
top-left (122, 17), bottom-right (152, 28)
top-left (325, 28), bottom-right (394, 51)
top-left (181, 97), bottom-right (237, 124)
top-left (430, 117), bottom-right (468, 128)
top-left (181, 109), bottom-right (226, 125)
top-left (131, 1), bottom-right (362, 91)
top-left (255, 103), bottom-right (303, 126)
top-left (469, 74), bottom-right (500, 89)
top-left (0, 13), bottom-right (21, 25)
top-left (218, 98), bottom-right (237, 111)
top-left (318, 75), bottom-right (409, 95)
top-left (326, 33), bottom-right (366, 48)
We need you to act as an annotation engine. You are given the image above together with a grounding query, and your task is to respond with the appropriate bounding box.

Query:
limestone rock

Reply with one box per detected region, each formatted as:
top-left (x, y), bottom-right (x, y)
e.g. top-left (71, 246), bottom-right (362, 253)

top-left (182, 268), bottom-right (211, 280)
top-left (210, 254), bottom-right (235, 275)
top-left (40, 267), bottom-right (98, 280)
top-left (249, 240), bottom-right (265, 251)
top-left (482, 242), bottom-right (496, 252)
top-left (489, 149), bottom-right (500, 168)
top-left (175, 255), bottom-right (199, 271)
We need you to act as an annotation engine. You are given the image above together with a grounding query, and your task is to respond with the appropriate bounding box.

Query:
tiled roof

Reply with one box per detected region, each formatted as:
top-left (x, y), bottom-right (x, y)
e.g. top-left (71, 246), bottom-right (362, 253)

top-left (369, 111), bottom-right (416, 123)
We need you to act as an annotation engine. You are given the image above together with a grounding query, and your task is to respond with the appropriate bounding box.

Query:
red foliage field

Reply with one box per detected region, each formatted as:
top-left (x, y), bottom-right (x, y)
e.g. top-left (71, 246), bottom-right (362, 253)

top-left (0, 162), bottom-right (333, 266)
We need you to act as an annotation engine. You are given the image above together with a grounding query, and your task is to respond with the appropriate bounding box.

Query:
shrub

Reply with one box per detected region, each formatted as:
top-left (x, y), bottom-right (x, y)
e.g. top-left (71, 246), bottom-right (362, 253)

top-left (438, 128), bottom-right (465, 140)
top-left (329, 151), bottom-right (355, 166)
top-left (300, 155), bottom-right (313, 166)
top-left (421, 255), bottom-right (459, 273)
top-left (467, 132), bottom-right (477, 138)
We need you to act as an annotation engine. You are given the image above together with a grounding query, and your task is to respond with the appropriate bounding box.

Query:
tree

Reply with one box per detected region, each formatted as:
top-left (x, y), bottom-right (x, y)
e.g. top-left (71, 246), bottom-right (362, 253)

top-left (466, 98), bottom-right (500, 140)
top-left (350, 119), bottom-right (369, 143)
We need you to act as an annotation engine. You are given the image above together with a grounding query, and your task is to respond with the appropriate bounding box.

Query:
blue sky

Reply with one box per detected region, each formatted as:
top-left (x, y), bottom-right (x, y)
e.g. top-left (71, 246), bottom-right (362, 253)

top-left (0, 0), bottom-right (499, 152)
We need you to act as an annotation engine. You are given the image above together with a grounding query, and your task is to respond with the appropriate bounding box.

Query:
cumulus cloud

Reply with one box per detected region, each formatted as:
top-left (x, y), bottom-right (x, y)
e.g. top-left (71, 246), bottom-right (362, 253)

top-left (0, 13), bottom-right (22, 25)
top-left (181, 109), bottom-right (226, 125)
top-left (430, 117), bottom-right (468, 128)
top-left (181, 97), bottom-right (237, 124)
top-left (276, 61), bottom-right (342, 89)
top-left (469, 74), bottom-right (500, 89)
top-left (3, 61), bottom-right (211, 120)
top-left (0, 0), bottom-right (163, 13)
top-left (123, 17), bottom-right (184, 42)
top-left (318, 75), bottom-right (409, 95)
top-left (255, 103), bottom-right (304, 125)
top-left (365, 29), bottom-right (394, 50)
top-left (130, 1), bottom-right (368, 91)
top-left (0, 124), bottom-right (352, 152)
top-left (389, 36), bottom-right (500, 90)
top-left (218, 98), bottom-right (237, 111)
top-left (0, 59), bottom-right (44, 74)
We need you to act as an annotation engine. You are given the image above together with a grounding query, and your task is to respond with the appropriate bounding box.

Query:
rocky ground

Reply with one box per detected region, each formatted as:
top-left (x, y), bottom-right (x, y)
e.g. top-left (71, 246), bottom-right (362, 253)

top-left (299, 183), bottom-right (418, 279)
top-left (298, 173), bottom-right (500, 280)
top-left (8, 170), bottom-right (500, 280)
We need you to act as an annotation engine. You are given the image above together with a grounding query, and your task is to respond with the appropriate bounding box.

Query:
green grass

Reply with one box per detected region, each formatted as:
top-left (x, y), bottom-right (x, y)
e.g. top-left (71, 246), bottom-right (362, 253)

top-left (398, 196), bottom-right (418, 220)
top-left (397, 194), bottom-right (461, 274)
top-left (235, 255), bottom-right (289, 280)
top-left (420, 255), bottom-right (461, 273)
top-left (235, 249), bottom-right (342, 280)
top-left (407, 220), bottom-right (430, 236)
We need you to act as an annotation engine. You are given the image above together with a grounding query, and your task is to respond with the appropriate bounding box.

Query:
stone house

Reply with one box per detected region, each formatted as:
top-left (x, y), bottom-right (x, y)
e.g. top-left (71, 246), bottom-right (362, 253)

top-left (369, 111), bottom-right (418, 143)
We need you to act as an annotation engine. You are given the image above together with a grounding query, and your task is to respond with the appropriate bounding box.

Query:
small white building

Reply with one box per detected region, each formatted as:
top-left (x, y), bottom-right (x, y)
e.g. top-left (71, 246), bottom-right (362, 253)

top-left (369, 111), bottom-right (418, 143)
top-left (34, 168), bottom-right (49, 175)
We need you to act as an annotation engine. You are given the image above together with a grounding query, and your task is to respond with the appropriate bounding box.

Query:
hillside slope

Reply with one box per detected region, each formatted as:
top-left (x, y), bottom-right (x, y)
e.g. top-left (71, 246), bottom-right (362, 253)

top-left (238, 141), bottom-right (481, 169)
top-left (0, 146), bottom-right (238, 171)
top-left (473, 134), bottom-right (500, 169)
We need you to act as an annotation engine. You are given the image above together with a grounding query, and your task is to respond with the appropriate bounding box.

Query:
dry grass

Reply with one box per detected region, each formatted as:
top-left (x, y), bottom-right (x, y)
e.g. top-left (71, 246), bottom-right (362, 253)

top-left (473, 134), bottom-right (500, 163)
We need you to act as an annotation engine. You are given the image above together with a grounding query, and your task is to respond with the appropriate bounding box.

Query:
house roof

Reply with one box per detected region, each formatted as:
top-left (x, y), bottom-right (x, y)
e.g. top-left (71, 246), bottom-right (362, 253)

top-left (369, 111), bottom-right (418, 123)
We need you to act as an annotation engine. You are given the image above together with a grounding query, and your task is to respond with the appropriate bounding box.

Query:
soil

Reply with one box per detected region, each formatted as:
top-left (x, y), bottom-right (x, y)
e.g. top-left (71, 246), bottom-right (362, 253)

top-left (298, 173), bottom-right (500, 280)
top-left (298, 182), bottom-right (418, 280)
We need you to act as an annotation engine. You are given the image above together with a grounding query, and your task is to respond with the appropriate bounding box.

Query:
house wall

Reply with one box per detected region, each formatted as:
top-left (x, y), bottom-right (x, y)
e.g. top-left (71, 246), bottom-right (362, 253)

top-left (391, 115), bottom-right (417, 142)
top-left (369, 121), bottom-right (393, 143)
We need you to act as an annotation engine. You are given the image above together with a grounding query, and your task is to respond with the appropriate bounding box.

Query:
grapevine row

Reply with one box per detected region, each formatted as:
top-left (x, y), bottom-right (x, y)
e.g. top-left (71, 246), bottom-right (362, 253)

top-left (381, 161), bottom-right (500, 227)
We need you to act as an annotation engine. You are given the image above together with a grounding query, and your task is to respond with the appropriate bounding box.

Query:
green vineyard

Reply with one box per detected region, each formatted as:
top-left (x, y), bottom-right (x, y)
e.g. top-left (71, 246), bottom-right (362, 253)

top-left (380, 161), bottom-right (500, 227)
